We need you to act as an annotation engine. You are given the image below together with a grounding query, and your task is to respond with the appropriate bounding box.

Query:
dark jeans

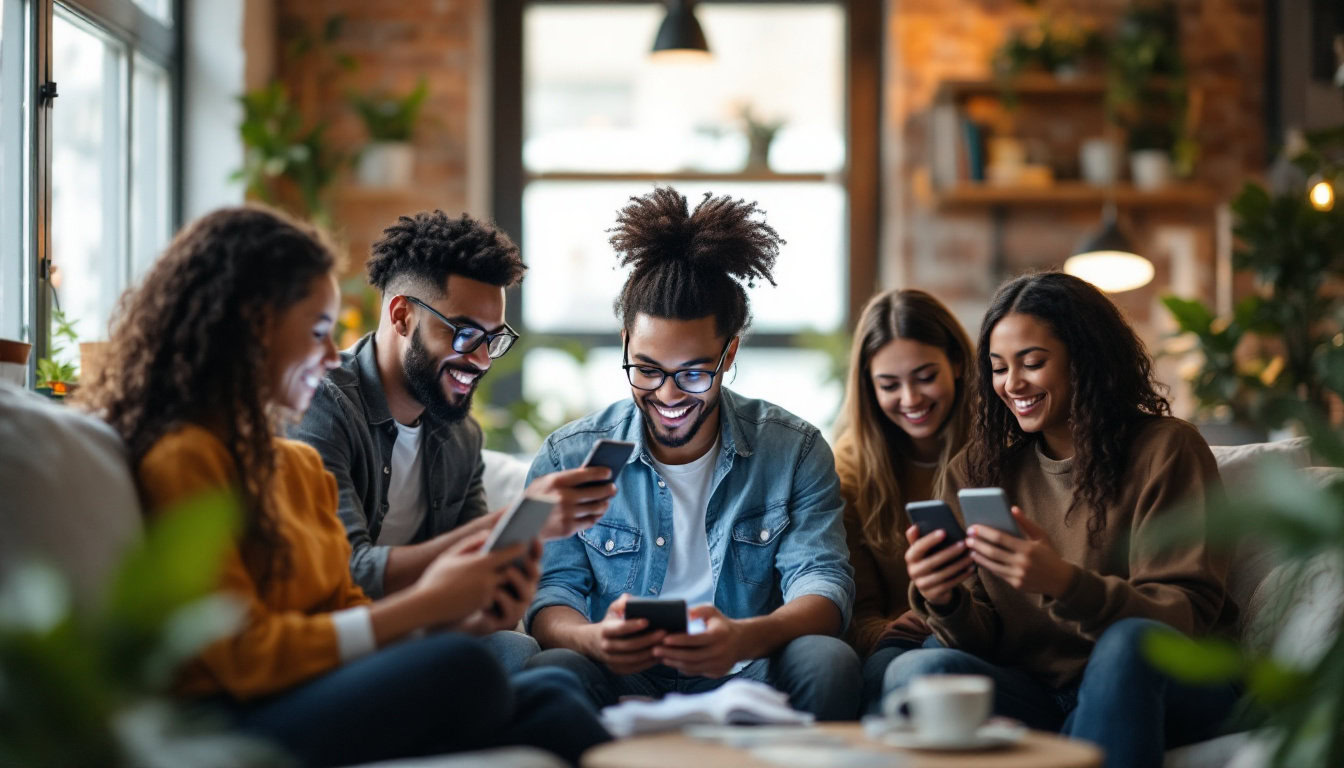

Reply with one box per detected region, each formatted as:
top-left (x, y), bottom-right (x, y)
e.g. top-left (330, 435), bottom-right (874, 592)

top-left (880, 618), bottom-right (1241, 768)
top-left (526, 634), bottom-right (862, 721)
top-left (218, 632), bottom-right (610, 767)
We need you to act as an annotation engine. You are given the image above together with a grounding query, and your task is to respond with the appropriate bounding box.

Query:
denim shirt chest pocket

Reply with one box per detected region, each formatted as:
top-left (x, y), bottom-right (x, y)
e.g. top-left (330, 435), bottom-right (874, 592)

top-left (578, 520), bottom-right (642, 596)
top-left (729, 504), bottom-right (791, 586)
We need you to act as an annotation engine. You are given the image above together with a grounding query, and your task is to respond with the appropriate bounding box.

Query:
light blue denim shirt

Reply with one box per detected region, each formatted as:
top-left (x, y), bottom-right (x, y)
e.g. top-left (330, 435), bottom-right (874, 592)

top-left (524, 388), bottom-right (854, 633)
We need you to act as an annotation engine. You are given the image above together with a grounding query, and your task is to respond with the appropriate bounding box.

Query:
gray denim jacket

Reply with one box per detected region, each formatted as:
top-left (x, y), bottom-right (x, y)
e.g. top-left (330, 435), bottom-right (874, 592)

top-left (289, 333), bottom-right (488, 598)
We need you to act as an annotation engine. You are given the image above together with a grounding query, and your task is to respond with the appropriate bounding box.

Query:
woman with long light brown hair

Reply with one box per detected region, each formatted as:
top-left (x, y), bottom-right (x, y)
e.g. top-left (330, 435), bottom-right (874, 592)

top-left (832, 288), bottom-right (975, 713)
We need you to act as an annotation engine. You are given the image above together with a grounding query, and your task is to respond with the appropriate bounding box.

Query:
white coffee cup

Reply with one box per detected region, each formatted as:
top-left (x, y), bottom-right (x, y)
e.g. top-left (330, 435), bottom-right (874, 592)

top-left (881, 674), bottom-right (993, 745)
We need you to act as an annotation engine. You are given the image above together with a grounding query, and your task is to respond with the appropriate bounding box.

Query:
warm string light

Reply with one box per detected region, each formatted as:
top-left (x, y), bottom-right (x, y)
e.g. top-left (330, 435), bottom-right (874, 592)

top-left (1310, 179), bottom-right (1336, 212)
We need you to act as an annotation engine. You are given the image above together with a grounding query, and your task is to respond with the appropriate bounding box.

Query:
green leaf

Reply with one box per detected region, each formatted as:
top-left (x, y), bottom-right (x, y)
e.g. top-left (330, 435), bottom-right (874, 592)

top-left (1246, 657), bottom-right (1313, 704)
top-left (1160, 295), bottom-right (1215, 335)
top-left (1142, 627), bottom-right (1246, 684)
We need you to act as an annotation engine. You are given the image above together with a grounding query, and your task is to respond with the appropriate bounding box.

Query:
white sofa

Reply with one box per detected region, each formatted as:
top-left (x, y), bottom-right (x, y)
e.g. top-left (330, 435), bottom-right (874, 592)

top-left (1164, 439), bottom-right (1344, 768)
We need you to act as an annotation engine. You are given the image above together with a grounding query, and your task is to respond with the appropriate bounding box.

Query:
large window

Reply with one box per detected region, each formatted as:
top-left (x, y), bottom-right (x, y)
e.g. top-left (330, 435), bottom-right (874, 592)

top-left (493, 1), bottom-right (879, 450)
top-left (2, 0), bottom-right (178, 383)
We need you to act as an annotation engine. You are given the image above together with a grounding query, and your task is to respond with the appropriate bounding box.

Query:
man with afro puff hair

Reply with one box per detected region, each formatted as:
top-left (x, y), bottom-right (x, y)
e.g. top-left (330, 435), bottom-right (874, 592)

top-left (523, 188), bottom-right (861, 720)
top-left (292, 210), bottom-right (618, 673)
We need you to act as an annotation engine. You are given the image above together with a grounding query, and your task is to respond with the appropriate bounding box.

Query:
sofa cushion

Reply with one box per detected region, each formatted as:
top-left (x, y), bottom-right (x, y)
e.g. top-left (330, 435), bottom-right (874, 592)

top-left (0, 384), bottom-right (143, 605)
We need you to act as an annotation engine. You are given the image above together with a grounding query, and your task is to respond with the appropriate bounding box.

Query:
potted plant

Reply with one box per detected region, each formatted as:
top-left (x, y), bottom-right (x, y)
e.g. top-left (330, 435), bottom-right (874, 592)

top-left (1105, 0), bottom-right (1194, 188)
top-left (738, 104), bottom-right (784, 172)
top-left (1161, 178), bottom-right (1344, 439)
top-left (232, 81), bottom-right (345, 228)
top-left (35, 309), bottom-right (79, 398)
top-left (349, 78), bottom-right (428, 187)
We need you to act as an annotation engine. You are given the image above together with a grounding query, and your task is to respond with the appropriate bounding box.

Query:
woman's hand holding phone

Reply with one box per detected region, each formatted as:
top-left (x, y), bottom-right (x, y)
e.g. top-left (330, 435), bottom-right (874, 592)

top-left (965, 506), bottom-right (1076, 597)
top-left (904, 524), bottom-right (974, 607)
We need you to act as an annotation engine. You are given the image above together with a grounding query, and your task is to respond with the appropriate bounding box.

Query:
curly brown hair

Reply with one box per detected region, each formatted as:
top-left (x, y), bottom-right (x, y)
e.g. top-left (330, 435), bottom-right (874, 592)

top-left (610, 186), bottom-right (782, 337)
top-left (78, 205), bottom-right (337, 588)
top-left (965, 271), bottom-right (1170, 547)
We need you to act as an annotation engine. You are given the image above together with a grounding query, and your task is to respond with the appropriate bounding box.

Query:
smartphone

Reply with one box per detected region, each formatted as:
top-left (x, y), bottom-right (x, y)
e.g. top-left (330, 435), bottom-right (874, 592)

top-left (623, 597), bottom-right (688, 635)
top-left (484, 492), bottom-right (557, 552)
top-left (905, 499), bottom-right (966, 554)
top-left (577, 439), bottom-right (636, 488)
top-left (957, 487), bottom-right (1023, 538)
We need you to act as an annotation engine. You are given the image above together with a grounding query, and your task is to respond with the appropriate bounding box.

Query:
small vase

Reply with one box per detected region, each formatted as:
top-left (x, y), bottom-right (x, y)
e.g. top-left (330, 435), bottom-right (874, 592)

top-left (1129, 150), bottom-right (1172, 190)
top-left (0, 338), bottom-right (30, 387)
top-left (1079, 138), bottom-right (1119, 185)
top-left (356, 142), bottom-right (415, 187)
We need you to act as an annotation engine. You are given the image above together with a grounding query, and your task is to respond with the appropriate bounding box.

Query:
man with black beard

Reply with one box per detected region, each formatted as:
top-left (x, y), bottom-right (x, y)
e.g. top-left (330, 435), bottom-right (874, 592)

top-left (523, 188), bottom-right (860, 720)
top-left (292, 211), bottom-right (616, 672)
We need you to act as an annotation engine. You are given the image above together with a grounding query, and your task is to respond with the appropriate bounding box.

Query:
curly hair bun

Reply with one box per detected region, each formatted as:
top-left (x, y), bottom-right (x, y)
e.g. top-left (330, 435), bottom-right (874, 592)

top-left (610, 187), bottom-right (784, 336)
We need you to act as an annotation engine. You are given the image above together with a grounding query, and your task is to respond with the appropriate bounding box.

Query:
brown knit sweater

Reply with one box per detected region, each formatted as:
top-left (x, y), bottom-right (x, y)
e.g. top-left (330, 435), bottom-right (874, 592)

top-left (844, 461), bottom-right (935, 658)
top-left (910, 417), bottom-right (1236, 689)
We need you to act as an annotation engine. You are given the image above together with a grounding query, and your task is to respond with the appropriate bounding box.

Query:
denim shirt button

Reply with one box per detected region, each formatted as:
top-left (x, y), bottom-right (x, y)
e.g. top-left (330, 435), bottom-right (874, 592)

top-left (605, 540), bottom-right (615, 552)
top-left (656, 536), bottom-right (665, 547)
top-left (759, 529), bottom-right (769, 542)
top-left (383, 465), bottom-right (390, 475)
top-left (657, 479), bottom-right (666, 489)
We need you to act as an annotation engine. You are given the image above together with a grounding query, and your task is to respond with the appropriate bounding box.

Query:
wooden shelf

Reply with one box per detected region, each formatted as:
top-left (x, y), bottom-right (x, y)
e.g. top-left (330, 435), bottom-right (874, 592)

top-left (935, 75), bottom-right (1107, 102)
top-left (524, 170), bottom-right (838, 184)
top-left (933, 182), bottom-right (1218, 209)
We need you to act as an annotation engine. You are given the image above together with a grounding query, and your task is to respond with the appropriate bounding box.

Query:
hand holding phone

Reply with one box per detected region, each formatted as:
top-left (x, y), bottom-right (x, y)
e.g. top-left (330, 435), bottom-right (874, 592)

top-left (904, 499), bottom-right (974, 608)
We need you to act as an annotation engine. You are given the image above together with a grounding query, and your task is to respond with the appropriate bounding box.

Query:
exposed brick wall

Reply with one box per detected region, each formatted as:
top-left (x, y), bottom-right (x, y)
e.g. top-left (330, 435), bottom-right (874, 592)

top-left (883, 0), bottom-right (1265, 415)
top-left (273, 0), bottom-right (486, 278)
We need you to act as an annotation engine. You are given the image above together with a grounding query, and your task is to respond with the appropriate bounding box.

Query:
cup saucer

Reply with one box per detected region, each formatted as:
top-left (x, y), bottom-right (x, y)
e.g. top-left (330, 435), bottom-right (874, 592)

top-left (862, 716), bottom-right (1026, 751)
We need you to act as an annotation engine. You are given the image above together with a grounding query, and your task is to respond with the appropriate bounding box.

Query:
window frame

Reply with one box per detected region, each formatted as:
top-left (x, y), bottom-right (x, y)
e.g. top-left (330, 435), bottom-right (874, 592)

top-left (489, 0), bottom-right (881, 432)
top-left (22, 0), bottom-right (182, 382)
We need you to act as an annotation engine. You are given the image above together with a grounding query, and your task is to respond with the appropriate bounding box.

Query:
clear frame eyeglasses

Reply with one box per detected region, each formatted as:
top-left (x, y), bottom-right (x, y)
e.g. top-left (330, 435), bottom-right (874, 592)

top-left (621, 336), bottom-right (732, 394)
top-left (400, 295), bottom-right (520, 359)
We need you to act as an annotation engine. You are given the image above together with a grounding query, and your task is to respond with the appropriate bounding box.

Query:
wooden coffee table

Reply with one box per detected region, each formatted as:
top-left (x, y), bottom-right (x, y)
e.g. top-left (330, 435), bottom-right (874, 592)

top-left (582, 723), bottom-right (1102, 768)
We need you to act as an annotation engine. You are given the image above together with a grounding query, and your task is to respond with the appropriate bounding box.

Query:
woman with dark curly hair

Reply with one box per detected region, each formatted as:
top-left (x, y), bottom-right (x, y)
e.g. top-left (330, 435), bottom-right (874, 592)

top-left (79, 205), bottom-right (609, 766)
top-left (884, 272), bottom-right (1238, 768)
top-left (832, 289), bottom-right (974, 712)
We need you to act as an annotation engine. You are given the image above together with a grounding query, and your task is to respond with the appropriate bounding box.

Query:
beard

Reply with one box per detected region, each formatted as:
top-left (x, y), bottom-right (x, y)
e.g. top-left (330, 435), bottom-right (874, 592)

top-left (402, 327), bottom-right (477, 424)
top-left (638, 391), bottom-right (720, 449)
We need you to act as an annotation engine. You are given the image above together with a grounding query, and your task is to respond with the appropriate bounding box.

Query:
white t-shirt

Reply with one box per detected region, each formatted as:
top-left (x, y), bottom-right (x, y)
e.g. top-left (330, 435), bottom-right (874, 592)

top-left (650, 439), bottom-right (720, 609)
top-left (377, 420), bottom-right (426, 546)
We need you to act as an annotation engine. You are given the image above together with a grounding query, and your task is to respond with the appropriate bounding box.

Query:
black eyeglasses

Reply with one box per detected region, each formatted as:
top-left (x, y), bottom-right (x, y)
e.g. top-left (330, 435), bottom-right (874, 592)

top-left (401, 296), bottom-right (520, 359)
top-left (622, 336), bottom-right (732, 394)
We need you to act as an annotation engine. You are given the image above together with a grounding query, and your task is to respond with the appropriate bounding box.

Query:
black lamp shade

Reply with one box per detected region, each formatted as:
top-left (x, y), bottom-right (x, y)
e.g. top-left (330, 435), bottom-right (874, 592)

top-left (653, 0), bottom-right (710, 55)
top-left (1072, 216), bottom-right (1137, 257)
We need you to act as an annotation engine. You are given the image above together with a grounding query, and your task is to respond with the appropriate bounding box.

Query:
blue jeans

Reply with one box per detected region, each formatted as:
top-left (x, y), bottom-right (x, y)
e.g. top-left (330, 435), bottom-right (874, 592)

top-left (880, 619), bottom-right (1240, 768)
top-left (527, 634), bottom-right (862, 721)
top-left (219, 632), bottom-right (610, 766)
top-left (481, 629), bottom-right (542, 673)
top-left (860, 638), bottom-right (925, 715)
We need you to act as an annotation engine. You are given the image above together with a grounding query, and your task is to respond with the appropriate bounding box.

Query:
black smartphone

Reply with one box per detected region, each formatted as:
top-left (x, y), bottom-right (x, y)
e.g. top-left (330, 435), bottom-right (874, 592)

top-left (577, 439), bottom-right (636, 488)
top-left (905, 499), bottom-right (967, 554)
top-left (624, 598), bottom-right (688, 635)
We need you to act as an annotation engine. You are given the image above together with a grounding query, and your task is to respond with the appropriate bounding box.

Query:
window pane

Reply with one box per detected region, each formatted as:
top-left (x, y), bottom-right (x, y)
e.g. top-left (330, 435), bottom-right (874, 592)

top-left (131, 55), bottom-right (171, 277)
top-left (0, 0), bottom-right (28, 344)
top-left (524, 3), bottom-right (844, 174)
top-left (133, 0), bottom-right (171, 25)
top-left (51, 10), bottom-right (127, 364)
top-left (521, 344), bottom-right (842, 452)
top-left (522, 180), bottom-right (846, 334)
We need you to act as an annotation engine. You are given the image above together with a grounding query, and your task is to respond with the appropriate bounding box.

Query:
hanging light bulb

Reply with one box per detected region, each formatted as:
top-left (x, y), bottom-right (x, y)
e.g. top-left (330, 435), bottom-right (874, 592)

top-left (1063, 203), bottom-right (1154, 293)
top-left (1309, 176), bottom-right (1335, 212)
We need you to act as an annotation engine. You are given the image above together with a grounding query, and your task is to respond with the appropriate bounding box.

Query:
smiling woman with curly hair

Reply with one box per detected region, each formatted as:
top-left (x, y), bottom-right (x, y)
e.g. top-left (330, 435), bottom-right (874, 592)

top-left (885, 271), bottom-right (1239, 768)
top-left (78, 205), bottom-right (609, 767)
